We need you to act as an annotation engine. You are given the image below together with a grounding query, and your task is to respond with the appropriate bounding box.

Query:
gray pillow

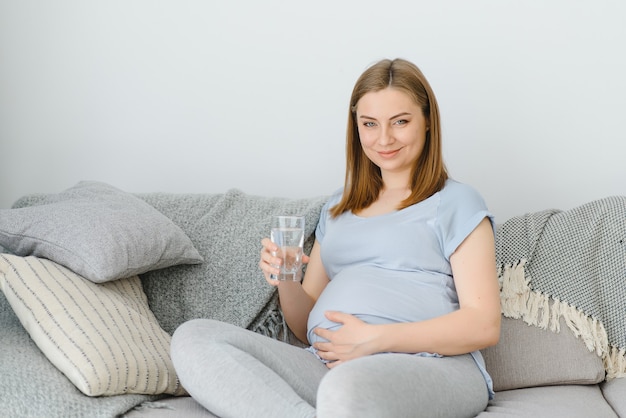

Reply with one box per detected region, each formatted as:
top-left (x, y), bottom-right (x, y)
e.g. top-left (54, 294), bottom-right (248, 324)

top-left (0, 181), bottom-right (203, 283)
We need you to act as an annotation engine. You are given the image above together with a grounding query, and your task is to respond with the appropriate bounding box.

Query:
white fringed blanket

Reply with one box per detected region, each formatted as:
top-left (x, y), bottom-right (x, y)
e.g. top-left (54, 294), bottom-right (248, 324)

top-left (496, 196), bottom-right (626, 379)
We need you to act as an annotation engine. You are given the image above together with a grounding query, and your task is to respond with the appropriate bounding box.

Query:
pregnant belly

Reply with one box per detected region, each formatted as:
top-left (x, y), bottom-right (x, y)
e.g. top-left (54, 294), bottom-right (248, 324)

top-left (306, 265), bottom-right (457, 345)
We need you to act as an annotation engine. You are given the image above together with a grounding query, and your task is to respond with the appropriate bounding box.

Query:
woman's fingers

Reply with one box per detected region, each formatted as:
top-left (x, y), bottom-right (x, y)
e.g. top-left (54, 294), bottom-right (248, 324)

top-left (259, 238), bottom-right (282, 284)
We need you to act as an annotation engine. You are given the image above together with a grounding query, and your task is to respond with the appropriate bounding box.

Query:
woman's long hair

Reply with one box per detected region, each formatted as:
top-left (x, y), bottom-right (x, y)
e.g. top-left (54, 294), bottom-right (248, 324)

top-left (330, 58), bottom-right (448, 217)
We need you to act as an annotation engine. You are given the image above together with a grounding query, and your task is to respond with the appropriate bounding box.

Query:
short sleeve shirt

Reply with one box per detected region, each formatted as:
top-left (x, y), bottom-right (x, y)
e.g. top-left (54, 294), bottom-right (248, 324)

top-left (306, 179), bottom-right (495, 396)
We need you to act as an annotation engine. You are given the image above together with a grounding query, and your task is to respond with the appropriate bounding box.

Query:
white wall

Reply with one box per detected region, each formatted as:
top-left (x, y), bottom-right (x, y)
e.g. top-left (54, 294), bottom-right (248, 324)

top-left (1, 0), bottom-right (624, 221)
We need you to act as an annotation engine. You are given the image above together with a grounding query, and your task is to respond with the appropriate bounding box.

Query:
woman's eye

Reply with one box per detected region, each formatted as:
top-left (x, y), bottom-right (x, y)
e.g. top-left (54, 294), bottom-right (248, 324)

top-left (363, 121), bottom-right (377, 128)
top-left (394, 119), bottom-right (408, 125)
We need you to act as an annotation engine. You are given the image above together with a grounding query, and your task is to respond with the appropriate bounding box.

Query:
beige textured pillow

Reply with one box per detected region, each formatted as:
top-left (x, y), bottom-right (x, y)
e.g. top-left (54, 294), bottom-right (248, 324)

top-left (481, 315), bottom-right (605, 391)
top-left (0, 254), bottom-right (186, 397)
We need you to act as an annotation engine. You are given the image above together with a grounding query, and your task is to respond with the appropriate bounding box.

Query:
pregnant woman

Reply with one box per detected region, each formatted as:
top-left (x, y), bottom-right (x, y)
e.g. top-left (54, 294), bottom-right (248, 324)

top-left (171, 58), bottom-right (501, 418)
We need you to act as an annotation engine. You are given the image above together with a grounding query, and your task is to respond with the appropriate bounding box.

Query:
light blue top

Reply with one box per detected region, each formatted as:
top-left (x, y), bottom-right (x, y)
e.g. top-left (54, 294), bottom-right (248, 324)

top-left (306, 179), bottom-right (495, 398)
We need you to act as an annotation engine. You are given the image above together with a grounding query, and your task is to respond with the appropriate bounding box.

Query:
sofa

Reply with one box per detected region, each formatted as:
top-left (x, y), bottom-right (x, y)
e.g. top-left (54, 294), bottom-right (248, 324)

top-left (0, 181), bottom-right (624, 418)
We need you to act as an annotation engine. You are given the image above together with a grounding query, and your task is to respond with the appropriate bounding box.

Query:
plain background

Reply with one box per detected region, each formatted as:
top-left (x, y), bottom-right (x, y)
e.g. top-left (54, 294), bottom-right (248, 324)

top-left (1, 0), bottom-right (624, 221)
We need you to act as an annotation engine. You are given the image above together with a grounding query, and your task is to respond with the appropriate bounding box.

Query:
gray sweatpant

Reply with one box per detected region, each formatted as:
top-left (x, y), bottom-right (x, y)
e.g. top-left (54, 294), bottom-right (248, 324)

top-left (171, 319), bottom-right (489, 418)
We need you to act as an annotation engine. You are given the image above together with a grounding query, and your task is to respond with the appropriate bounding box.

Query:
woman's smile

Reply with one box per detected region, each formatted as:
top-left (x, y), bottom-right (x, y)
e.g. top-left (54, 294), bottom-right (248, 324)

top-left (377, 148), bottom-right (402, 159)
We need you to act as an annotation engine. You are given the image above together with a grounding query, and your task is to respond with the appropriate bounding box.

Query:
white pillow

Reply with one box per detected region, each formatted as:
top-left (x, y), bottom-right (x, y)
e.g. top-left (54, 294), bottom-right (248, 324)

top-left (0, 253), bottom-right (187, 397)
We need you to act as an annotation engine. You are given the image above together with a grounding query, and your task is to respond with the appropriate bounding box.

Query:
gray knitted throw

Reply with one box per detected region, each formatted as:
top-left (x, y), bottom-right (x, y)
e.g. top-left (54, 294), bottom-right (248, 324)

top-left (137, 189), bottom-right (328, 337)
top-left (496, 196), bottom-right (626, 379)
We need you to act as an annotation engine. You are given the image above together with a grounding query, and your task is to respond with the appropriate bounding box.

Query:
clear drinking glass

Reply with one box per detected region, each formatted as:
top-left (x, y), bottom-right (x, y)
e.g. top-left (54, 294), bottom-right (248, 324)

top-left (270, 215), bottom-right (305, 281)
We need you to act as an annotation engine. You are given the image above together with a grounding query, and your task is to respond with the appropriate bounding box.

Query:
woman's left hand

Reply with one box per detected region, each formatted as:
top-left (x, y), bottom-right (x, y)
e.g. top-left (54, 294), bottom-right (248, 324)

top-left (312, 311), bottom-right (379, 368)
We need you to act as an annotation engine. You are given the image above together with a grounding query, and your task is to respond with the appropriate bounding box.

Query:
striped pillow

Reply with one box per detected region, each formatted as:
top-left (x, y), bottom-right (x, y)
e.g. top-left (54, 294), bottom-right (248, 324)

top-left (0, 254), bottom-right (186, 397)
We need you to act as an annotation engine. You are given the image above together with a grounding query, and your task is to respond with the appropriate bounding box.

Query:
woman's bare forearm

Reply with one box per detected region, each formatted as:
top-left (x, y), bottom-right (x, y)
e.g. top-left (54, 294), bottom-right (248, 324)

top-left (277, 281), bottom-right (316, 343)
top-left (260, 238), bottom-right (328, 344)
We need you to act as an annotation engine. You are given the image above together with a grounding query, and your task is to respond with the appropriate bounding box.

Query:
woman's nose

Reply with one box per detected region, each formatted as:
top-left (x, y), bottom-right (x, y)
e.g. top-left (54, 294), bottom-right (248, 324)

top-left (378, 127), bottom-right (393, 145)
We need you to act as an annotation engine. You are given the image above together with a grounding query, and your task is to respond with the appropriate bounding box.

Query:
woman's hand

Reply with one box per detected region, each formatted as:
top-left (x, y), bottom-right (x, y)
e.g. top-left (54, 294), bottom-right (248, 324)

top-left (312, 311), bottom-right (380, 368)
top-left (259, 238), bottom-right (310, 286)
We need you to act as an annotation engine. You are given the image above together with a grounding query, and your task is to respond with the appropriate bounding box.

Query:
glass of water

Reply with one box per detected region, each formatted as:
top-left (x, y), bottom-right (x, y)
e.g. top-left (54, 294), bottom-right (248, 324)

top-left (270, 215), bottom-right (305, 281)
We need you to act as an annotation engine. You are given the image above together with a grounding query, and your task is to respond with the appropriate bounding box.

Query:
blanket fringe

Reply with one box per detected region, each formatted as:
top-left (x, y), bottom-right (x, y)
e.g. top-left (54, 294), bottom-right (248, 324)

top-left (498, 260), bottom-right (626, 380)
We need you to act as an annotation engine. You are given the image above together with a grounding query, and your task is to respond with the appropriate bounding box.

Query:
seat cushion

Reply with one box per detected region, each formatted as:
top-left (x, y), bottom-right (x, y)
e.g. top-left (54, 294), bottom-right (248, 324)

top-left (477, 385), bottom-right (617, 417)
top-left (124, 385), bottom-right (623, 418)
top-left (601, 377), bottom-right (626, 417)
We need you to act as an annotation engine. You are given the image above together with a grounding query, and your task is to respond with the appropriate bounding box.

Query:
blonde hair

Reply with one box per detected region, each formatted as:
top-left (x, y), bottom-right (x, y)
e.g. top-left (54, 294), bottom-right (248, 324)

top-left (330, 58), bottom-right (448, 217)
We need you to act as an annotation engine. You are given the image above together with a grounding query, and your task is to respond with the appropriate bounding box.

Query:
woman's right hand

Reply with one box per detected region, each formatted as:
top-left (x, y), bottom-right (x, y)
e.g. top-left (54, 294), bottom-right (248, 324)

top-left (259, 238), bottom-right (310, 286)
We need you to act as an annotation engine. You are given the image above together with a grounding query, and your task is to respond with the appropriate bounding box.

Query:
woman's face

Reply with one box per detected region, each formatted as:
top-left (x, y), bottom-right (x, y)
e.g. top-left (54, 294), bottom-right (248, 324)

top-left (355, 87), bottom-right (429, 180)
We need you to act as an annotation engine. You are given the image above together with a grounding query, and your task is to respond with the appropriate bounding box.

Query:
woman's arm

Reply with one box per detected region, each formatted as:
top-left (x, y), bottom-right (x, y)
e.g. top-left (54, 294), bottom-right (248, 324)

top-left (260, 238), bottom-right (330, 343)
top-left (313, 218), bottom-right (501, 364)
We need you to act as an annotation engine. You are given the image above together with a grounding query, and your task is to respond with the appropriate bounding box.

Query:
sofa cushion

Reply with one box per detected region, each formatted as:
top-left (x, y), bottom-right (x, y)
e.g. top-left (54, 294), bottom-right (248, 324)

top-left (0, 254), bottom-right (186, 397)
top-left (476, 385), bottom-right (618, 417)
top-left (601, 377), bottom-right (626, 417)
top-left (136, 190), bottom-right (328, 335)
top-left (481, 314), bottom-right (605, 391)
top-left (1, 181), bottom-right (203, 283)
